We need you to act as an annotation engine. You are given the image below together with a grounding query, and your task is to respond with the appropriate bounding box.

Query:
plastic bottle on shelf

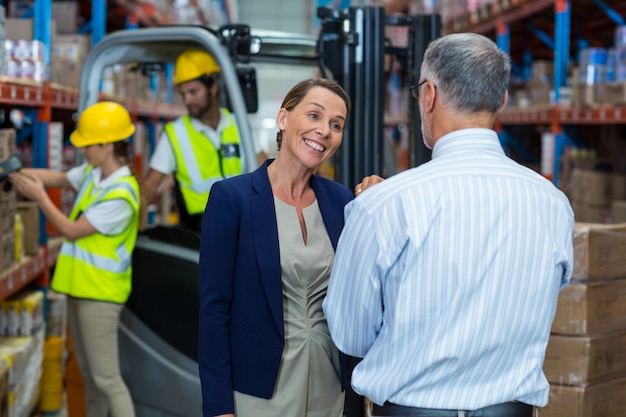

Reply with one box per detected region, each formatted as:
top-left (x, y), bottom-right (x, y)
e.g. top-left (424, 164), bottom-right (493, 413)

top-left (14, 212), bottom-right (24, 263)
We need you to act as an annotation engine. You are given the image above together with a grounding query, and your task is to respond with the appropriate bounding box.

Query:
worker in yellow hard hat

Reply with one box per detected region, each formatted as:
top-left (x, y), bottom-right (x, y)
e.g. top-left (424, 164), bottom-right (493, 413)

top-left (142, 49), bottom-right (267, 232)
top-left (9, 101), bottom-right (139, 417)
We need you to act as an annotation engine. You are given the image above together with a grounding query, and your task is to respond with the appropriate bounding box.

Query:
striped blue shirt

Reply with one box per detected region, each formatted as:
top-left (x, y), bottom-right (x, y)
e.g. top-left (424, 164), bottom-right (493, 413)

top-left (323, 128), bottom-right (574, 409)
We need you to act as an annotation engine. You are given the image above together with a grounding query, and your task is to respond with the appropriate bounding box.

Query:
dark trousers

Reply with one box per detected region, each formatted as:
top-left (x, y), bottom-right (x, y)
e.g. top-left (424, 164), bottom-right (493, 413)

top-left (371, 401), bottom-right (534, 417)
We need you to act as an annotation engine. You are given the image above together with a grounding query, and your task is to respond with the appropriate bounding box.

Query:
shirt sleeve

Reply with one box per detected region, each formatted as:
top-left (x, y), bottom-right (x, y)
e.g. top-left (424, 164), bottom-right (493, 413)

top-left (66, 163), bottom-right (88, 191)
top-left (149, 129), bottom-right (176, 175)
top-left (198, 180), bottom-right (239, 415)
top-left (560, 206), bottom-right (576, 289)
top-left (83, 199), bottom-right (134, 235)
top-left (323, 199), bottom-right (384, 358)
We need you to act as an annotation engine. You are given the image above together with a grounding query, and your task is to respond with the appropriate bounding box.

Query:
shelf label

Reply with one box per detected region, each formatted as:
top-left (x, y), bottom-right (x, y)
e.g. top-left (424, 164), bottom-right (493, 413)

top-left (7, 275), bottom-right (13, 290)
top-left (24, 88), bottom-right (30, 100)
top-left (10, 86), bottom-right (16, 99)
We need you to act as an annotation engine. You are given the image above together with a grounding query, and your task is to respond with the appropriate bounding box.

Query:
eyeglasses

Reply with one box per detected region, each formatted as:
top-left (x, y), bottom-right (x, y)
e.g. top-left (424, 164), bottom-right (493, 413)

top-left (409, 79), bottom-right (430, 99)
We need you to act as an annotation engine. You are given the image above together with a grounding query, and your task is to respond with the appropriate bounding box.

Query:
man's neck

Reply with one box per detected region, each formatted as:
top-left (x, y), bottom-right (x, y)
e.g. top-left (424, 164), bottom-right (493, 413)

top-left (197, 108), bottom-right (221, 130)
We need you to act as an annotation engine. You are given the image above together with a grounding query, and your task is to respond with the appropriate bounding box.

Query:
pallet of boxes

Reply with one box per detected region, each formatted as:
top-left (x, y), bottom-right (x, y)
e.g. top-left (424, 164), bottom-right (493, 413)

top-left (539, 223), bottom-right (626, 416)
top-left (0, 129), bottom-right (17, 274)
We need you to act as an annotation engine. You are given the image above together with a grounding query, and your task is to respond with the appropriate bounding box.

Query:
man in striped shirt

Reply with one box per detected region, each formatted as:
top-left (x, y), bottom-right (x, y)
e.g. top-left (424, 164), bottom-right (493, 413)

top-left (323, 33), bottom-right (574, 417)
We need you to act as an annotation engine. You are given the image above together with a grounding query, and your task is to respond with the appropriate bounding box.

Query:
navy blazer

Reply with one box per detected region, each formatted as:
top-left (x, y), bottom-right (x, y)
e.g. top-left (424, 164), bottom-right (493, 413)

top-left (198, 159), bottom-right (353, 416)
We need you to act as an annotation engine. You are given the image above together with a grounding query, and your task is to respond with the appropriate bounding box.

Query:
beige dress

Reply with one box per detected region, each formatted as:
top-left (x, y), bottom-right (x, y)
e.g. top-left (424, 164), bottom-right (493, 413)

top-left (234, 197), bottom-right (344, 417)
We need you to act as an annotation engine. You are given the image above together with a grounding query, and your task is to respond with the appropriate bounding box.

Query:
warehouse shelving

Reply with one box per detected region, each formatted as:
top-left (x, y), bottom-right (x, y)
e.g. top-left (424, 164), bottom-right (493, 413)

top-left (445, 0), bottom-right (626, 185)
top-left (0, 0), bottom-right (184, 299)
top-left (0, 79), bottom-right (78, 109)
top-left (499, 105), bottom-right (626, 125)
top-left (0, 238), bottom-right (61, 301)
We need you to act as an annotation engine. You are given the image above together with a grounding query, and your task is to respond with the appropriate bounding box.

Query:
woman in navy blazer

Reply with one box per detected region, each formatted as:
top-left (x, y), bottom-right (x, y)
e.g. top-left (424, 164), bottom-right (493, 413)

top-left (199, 78), bottom-right (354, 417)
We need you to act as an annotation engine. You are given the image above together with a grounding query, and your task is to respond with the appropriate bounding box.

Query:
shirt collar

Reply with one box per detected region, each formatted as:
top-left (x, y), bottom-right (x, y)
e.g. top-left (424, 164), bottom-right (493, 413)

top-left (92, 165), bottom-right (132, 189)
top-left (431, 128), bottom-right (504, 159)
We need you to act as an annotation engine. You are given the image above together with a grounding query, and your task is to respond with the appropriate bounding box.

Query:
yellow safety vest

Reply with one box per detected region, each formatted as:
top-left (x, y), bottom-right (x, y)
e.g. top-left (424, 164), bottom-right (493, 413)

top-left (52, 166), bottom-right (140, 304)
top-left (164, 111), bottom-right (243, 215)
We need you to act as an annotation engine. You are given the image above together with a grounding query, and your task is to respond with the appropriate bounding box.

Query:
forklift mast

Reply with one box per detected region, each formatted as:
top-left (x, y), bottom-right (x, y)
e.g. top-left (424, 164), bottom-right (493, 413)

top-left (317, 7), bottom-right (440, 187)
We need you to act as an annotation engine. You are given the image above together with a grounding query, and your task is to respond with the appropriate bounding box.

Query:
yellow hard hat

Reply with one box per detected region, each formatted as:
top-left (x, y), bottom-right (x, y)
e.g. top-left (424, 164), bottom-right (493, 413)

top-left (173, 50), bottom-right (221, 86)
top-left (70, 101), bottom-right (135, 147)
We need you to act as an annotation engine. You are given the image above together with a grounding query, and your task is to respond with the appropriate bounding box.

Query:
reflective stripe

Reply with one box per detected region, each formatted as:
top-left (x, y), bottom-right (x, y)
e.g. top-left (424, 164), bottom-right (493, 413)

top-left (95, 181), bottom-right (139, 204)
top-left (170, 119), bottom-right (216, 193)
top-left (73, 168), bottom-right (97, 208)
top-left (72, 169), bottom-right (139, 214)
top-left (59, 241), bottom-right (131, 273)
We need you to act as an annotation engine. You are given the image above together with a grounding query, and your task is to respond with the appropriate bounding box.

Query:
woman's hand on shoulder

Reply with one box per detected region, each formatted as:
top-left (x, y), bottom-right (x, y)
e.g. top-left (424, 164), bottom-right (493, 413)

top-left (355, 175), bottom-right (384, 196)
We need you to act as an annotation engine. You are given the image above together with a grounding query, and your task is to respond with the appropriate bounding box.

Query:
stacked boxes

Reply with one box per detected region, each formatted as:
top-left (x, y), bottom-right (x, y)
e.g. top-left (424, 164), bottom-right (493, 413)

top-left (557, 145), bottom-right (626, 224)
top-left (50, 34), bottom-right (91, 88)
top-left (0, 290), bottom-right (44, 338)
top-left (540, 223), bottom-right (626, 417)
top-left (0, 328), bottom-right (43, 417)
top-left (0, 129), bottom-right (16, 272)
top-left (0, 365), bottom-right (8, 417)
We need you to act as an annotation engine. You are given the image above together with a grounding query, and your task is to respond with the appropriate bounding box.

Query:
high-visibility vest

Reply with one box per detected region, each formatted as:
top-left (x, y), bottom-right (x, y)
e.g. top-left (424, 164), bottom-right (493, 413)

top-left (52, 167), bottom-right (140, 304)
top-left (164, 111), bottom-right (243, 215)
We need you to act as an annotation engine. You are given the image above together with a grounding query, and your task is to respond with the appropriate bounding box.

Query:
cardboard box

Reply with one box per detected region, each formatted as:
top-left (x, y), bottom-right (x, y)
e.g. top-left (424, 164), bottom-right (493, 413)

top-left (0, 184), bottom-right (16, 237)
top-left (551, 278), bottom-right (626, 335)
top-left (51, 34), bottom-right (90, 88)
top-left (613, 174), bottom-right (626, 200)
top-left (538, 378), bottom-right (626, 417)
top-left (544, 332), bottom-right (626, 385)
top-left (0, 198), bottom-right (15, 236)
top-left (573, 203), bottom-right (610, 224)
top-left (0, 129), bottom-right (16, 163)
top-left (16, 202), bottom-right (39, 256)
top-left (5, 18), bottom-right (33, 40)
top-left (573, 223), bottom-right (626, 279)
top-left (569, 169), bottom-right (612, 206)
top-left (0, 365), bottom-right (7, 417)
top-left (612, 200), bottom-right (626, 223)
top-left (0, 233), bottom-right (15, 271)
top-left (52, 1), bottom-right (78, 34)
top-left (606, 81), bottom-right (626, 106)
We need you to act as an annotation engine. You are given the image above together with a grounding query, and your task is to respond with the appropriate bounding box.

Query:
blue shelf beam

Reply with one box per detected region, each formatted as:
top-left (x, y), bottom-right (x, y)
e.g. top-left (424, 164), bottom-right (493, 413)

top-left (553, 0), bottom-right (570, 105)
top-left (593, 0), bottom-right (625, 26)
top-left (92, 0), bottom-right (107, 45)
top-left (525, 21), bottom-right (555, 50)
top-left (496, 22), bottom-right (510, 54)
top-left (33, 0), bottom-right (53, 244)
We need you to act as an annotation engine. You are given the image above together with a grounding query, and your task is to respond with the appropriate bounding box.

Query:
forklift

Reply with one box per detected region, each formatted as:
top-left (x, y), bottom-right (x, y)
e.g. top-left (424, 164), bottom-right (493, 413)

top-left (77, 8), bottom-right (439, 416)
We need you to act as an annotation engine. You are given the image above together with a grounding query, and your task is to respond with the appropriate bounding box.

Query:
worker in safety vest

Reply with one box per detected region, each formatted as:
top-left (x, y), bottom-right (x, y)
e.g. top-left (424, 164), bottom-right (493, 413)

top-left (142, 49), bottom-right (266, 232)
top-left (9, 101), bottom-right (140, 417)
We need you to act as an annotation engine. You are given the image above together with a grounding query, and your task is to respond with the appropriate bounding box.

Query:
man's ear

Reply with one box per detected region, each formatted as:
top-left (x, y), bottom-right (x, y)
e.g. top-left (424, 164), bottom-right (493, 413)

top-left (210, 80), bottom-right (219, 96)
top-left (423, 81), bottom-right (437, 113)
top-left (499, 90), bottom-right (509, 113)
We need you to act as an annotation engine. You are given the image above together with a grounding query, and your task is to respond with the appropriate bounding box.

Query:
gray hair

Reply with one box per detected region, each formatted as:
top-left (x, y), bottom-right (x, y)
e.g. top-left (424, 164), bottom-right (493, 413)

top-left (420, 33), bottom-right (511, 114)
